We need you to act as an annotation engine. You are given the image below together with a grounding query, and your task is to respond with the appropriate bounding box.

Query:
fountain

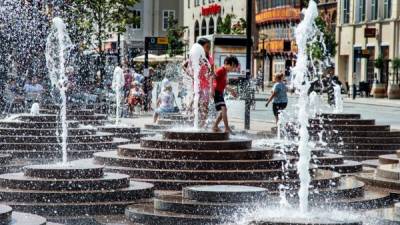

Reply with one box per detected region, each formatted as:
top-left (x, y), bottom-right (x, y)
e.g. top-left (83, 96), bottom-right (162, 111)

top-left (45, 17), bottom-right (71, 164)
top-left (112, 66), bottom-right (124, 124)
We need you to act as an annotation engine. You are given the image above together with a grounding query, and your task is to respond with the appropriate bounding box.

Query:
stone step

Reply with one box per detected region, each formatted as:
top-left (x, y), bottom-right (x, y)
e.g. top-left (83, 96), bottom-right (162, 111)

top-left (336, 137), bottom-right (400, 144)
top-left (127, 170), bottom-right (340, 190)
top-left (313, 131), bottom-right (400, 139)
top-left (309, 119), bottom-right (375, 125)
top-left (95, 151), bottom-right (284, 170)
top-left (39, 109), bottom-right (95, 116)
top-left (0, 139), bottom-right (129, 151)
top-left (310, 125), bottom-right (391, 132)
top-left (0, 128), bottom-right (96, 136)
top-left (311, 153), bottom-right (344, 165)
top-left (335, 143), bottom-right (400, 150)
top-left (18, 115), bottom-right (108, 122)
top-left (125, 204), bottom-right (219, 225)
top-left (140, 138), bottom-right (252, 150)
top-left (0, 134), bottom-right (113, 143)
top-left (117, 144), bottom-right (274, 160)
top-left (0, 173), bottom-right (130, 191)
top-left (0, 181), bottom-right (153, 203)
top-left (315, 160), bottom-right (363, 174)
top-left (157, 119), bottom-right (193, 126)
top-left (0, 121), bottom-right (79, 129)
top-left (1, 149), bottom-right (109, 160)
top-left (107, 166), bottom-right (301, 181)
top-left (339, 149), bottom-right (396, 157)
top-left (8, 199), bottom-right (152, 217)
top-left (319, 113), bottom-right (361, 119)
top-left (378, 154), bottom-right (400, 164)
top-left (162, 131), bottom-right (230, 141)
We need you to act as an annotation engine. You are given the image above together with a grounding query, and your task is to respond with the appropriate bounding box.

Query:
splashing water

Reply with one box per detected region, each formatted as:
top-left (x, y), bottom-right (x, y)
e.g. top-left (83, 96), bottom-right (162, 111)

top-left (188, 43), bottom-right (210, 129)
top-left (45, 17), bottom-right (73, 164)
top-left (30, 103), bottom-right (40, 116)
top-left (333, 84), bottom-right (343, 113)
top-left (291, 0), bottom-right (320, 213)
top-left (112, 66), bottom-right (124, 124)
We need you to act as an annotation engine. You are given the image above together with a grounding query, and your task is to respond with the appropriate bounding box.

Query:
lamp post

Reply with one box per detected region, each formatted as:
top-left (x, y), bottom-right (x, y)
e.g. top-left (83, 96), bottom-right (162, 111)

top-left (244, 0), bottom-right (253, 130)
top-left (260, 33), bottom-right (268, 92)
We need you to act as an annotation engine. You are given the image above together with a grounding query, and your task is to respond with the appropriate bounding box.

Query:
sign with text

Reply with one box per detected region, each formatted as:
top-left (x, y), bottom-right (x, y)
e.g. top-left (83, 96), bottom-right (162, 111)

top-left (145, 37), bottom-right (168, 51)
top-left (364, 28), bottom-right (376, 38)
top-left (201, 4), bottom-right (222, 16)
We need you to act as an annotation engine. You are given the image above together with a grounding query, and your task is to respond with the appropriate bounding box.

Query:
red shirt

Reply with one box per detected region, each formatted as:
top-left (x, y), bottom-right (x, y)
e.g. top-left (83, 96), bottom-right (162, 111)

top-left (214, 67), bottom-right (227, 92)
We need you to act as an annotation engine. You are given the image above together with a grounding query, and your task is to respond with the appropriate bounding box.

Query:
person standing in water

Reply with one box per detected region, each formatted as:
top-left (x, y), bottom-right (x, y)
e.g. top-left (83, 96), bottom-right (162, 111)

top-left (212, 56), bottom-right (239, 134)
top-left (266, 73), bottom-right (288, 124)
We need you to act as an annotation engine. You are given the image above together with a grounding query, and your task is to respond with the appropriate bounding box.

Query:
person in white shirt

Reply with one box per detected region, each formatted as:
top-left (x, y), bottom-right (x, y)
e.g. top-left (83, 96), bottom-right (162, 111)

top-left (24, 77), bottom-right (44, 95)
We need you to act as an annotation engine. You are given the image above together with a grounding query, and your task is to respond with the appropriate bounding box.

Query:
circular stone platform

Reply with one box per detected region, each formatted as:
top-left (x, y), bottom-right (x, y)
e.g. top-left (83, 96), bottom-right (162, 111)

top-left (183, 185), bottom-right (268, 203)
top-left (249, 218), bottom-right (362, 225)
top-left (0, 163), bottom-right (154, 218)
top-left (24, 163), bottom-right (104, 179)
top-left (0, 204), bottom-right (62, 225)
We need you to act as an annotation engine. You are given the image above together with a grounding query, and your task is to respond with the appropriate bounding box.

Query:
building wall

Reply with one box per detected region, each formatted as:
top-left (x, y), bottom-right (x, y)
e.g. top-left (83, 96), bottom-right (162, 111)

top-left (124, 0), bottom-right (183, 57)
top-left (183, 0), bottom-right (247, 45)
top-left (336, 0), bottom-right (399, 88)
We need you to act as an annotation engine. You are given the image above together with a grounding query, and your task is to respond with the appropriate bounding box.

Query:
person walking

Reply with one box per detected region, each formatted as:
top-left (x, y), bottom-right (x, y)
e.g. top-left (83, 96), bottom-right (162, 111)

top-left (266, 73), bottom-right (288, 124)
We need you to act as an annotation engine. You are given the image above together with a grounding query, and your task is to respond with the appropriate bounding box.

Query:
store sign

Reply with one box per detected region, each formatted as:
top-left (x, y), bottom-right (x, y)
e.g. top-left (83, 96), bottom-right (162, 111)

top-left (364, 28), bottom-right (376, 38)
top-left (201, 4), bottom-right (222, 16)
top-left (145, 37), bottom-right (168, 51)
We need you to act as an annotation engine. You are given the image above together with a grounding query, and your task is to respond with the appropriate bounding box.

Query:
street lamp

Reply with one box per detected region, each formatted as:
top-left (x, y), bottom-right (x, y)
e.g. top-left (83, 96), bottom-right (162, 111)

top-left (244, 0), bottom-right (253, 130)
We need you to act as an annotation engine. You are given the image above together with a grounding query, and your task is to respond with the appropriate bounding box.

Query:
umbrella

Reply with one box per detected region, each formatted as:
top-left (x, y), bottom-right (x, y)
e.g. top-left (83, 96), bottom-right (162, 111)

top-left (158, 54), bottom-right (185, 62)
top-left (132, 54), bottom-right (163, 63)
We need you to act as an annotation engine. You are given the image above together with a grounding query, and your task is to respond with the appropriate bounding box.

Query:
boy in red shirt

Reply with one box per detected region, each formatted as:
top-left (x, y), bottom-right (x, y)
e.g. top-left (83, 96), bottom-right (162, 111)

top-left (211, 56), bottom-right (239, 133)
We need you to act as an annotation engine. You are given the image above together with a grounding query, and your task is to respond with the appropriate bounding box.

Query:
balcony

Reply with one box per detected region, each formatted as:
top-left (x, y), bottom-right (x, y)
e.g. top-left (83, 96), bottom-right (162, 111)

top-left (256, 7), bottom-right (301, 25)
top-left (258, 40), bottom-right (298, 54)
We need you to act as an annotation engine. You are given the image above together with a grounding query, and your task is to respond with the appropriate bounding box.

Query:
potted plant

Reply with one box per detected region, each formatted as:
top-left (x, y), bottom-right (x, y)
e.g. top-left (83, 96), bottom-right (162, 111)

top-left (388, 57), bottom-right (400, 99)
top-left (371, 55), bottom-right (386, 98)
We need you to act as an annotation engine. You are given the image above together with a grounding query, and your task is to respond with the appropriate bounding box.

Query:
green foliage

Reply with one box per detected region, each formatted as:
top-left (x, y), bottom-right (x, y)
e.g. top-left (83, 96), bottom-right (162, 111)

top-left (232, 18), bottom-right (247, 35)
top-left (307, 16), bottom-right (337, 61)
top-left (217, 14), bottom-right (235, 34)
top-left (375, 55), bottom-right (384, 69)
top-left (166, 16), bottom-right (188, 57)
top-left (67, 0), bottom-right (139, 53)
top-left (392, 57), bottom-right (400, 84)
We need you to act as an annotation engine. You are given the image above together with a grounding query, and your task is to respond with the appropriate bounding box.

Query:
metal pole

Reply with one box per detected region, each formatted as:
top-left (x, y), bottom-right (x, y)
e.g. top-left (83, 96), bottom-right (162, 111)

top-left (244, 0), bottom-right (253, 130)
top-left (144, 37), bottom-right (149, 111)
top-left (117, 33), bottom-right (121, 65)
top-left (262, 38), bottom-right (265, 92)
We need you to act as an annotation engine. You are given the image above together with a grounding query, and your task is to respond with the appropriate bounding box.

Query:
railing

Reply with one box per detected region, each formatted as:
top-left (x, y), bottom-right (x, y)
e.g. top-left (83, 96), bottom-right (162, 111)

top-left (256, 7), bottom-right (301, 24)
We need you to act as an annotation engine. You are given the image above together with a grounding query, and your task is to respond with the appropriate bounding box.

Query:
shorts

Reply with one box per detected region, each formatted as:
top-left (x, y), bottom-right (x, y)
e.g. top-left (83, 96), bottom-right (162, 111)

top-left (214, 91), bottom-right (226, 111)
top-left (155, 107), bottom-right (175, 114)
top-left (272, 102), bottom-right (287, 117)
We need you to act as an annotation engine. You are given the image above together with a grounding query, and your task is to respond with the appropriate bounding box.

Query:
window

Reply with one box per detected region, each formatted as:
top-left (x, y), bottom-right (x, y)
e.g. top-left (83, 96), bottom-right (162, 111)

top-left (209, 18), bottom-right (215, 35)
top-left (188, 0), bottom-right (190, 8)
top-left (203, 0), bottom-right (206, 5)
top-left (384, 0), bottom-right (391, 19)
top-left (131, 10), bottom-right (141, 29)
top-left (195, 0), bottom-right (200, 7)
top-left (201, 19), bottom-right (207, 35)
top-left (209, 0), bottom-right (215, 3)
top-left (342, 0), bottom-right (350, 24)
top-left (163, 10), bottom-right (175, 31)
top-left (357, 0), bottom-right (365, 22)
top-left (194, 21), bottom-right (200, 42)
top-left (370, 0), bottom-right (378, 20)
top-left (216, 16), bottom-right (223, 33)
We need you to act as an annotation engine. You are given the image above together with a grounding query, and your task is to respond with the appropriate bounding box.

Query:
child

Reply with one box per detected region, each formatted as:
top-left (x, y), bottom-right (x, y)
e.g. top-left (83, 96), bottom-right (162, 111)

top-left (153, 84), bottom-right (175, 123)
top-left (211, 56), bottom-right (239, 134)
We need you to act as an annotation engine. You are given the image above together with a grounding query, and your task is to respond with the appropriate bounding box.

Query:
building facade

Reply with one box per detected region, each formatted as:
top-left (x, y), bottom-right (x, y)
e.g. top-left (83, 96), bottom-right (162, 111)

top-left (123, 0), bottom-right (184, 58)
top-left (183, 0), bottom-right (247, 45)
top-left (255, 0), bottom-right (303, 85)
top-left (335, 0), bottom-right (396, 93)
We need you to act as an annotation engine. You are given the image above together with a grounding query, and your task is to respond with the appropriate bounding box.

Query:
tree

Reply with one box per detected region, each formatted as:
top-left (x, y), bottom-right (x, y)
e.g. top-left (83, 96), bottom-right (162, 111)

top-left (392, 57), bottom-right (400, 84)
top-left (308, 16), bottom-right (337, 62)
top-left (67, 0), bottom-right (139, 83)
top-left (217, 14), bottom-right (235, 34)
top-left (166, 16), bottom-right (188, 57)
